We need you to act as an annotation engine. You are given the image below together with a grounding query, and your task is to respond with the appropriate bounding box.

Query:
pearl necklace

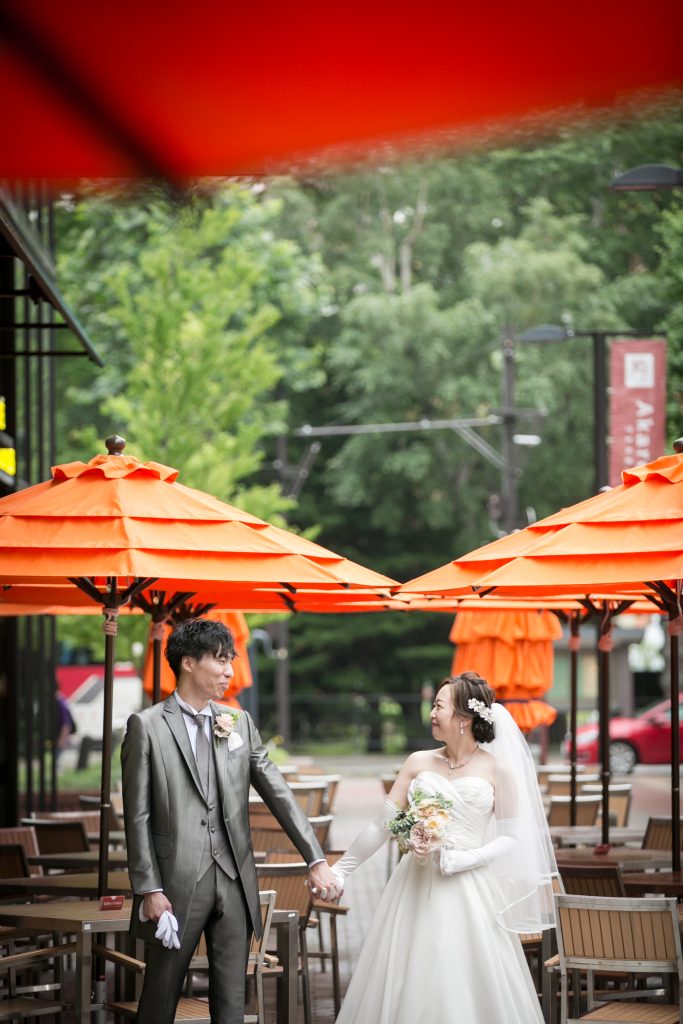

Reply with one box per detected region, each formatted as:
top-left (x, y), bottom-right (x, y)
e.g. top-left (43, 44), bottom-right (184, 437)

top-left (441, 744), bottom-right (479, 775)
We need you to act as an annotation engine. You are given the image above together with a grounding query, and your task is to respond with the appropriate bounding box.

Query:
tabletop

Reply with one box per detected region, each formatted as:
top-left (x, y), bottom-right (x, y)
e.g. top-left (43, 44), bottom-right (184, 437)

top-left (555, 846), bottom-right (671, 872)
top-left (0, 898), bottom-right (132, 931)
top-left (0, 870), bottom-right (132, 897)
top-left (27, 849), bottom-right (128, 871)
top-left (550, 826), bottom-right (645, 848)
top-left (623, 871), bottom-right (683, 898)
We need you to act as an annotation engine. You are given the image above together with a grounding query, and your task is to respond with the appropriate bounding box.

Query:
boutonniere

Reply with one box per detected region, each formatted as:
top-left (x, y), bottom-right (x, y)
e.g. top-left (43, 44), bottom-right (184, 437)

top-left (214, 709), bottom-right (243, 751)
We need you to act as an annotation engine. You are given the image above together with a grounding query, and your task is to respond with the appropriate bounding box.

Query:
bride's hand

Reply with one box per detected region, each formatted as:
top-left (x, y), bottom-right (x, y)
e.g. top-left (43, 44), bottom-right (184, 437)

top-left (439, 846), bottom-right (480, 876)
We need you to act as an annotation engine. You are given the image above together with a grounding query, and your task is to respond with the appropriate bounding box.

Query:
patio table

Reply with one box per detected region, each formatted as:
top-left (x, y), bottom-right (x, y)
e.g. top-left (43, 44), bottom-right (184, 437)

top-left (550, 825), bottom-right (645, 848)
top-left (555, 846), bottom-right (671, 872)
top-left (623, 871), bottom-right (683, 898)
top-left (0, 870), bottom-right (131, 898)
top-left (28, 849), bottom-right (128, 871)
top-left (0, 899), bottom-right (133, 1023)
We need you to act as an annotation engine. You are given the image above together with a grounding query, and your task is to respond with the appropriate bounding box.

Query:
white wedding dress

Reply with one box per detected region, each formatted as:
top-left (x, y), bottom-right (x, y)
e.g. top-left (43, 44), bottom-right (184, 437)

top-left (336, 771), bottom-right (545, 1024)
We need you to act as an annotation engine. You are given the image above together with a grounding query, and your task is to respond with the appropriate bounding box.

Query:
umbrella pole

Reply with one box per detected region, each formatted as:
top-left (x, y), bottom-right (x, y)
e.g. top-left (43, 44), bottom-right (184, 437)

top-left (151, 622), bottom-right (165, 705)
top-left (669, 611), bottom-right (681, 873)
top-left (98, 606), bottom-right (118, 897)
top-left (569, 614), bottom-right (581, 827)
top-left (597, 629), bottom-right (611, 848)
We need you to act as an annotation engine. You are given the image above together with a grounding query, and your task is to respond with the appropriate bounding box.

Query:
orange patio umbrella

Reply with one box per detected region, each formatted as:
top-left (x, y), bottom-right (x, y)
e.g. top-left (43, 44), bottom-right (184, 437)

top-left (449, 607), bottom-right (561, 733)
top-left (2, 2), bottom-right (681, 181)
top-left (0, 436), bottom-right (395, 893)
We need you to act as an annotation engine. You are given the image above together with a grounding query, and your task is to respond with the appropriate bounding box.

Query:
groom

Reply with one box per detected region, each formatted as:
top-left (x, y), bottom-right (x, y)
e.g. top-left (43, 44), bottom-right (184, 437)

top-left (121, 617), bottom-right (340, 1023)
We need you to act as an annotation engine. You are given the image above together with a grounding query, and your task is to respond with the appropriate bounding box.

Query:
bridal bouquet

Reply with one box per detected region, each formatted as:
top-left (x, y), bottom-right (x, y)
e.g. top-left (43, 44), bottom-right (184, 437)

top-left (387, 788), bottom-right (453, 855)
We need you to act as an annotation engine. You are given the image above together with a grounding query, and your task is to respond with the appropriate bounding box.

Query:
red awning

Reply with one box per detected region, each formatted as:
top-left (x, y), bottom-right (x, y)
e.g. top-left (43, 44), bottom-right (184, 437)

top-left (2, 0), bottom-right (682, 180)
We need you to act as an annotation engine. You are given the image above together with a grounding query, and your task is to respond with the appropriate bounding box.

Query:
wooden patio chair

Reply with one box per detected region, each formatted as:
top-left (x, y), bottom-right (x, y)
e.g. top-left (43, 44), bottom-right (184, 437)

top-left (547, 796), bottom-right (601, 828)
top-left (0, 844), bottom-right (31, 901)
top-left (642, 816), bottom-right (683, 851)
top-left (21, 818), bottom-right (90, 854)
top-left (291, 774), bottom-right (340, 814)
top-left (249, 815), bottom-right (332, 858)
top-left (554, 893), bottom-right (683, 1023)
top-left (558, 862), bottom-right (627, 898)
top-left (256, 859), bottom-right (348, 1024)
top-left (107, 890), bottom-right (278, 1024)
top-left (78, 794), bottom-right (123, 830)
top-left (287, 781), bottom-right (328, 817)
top-left (580, 783), bottom-right (632, 828)
top-left (262, 850), bottom-right (347, 1002)
top-left (0, 827), bottom-right (42, 876)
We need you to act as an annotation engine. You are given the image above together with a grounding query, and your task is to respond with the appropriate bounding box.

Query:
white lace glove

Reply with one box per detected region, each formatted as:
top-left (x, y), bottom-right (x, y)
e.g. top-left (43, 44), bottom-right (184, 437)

top-left (331, 799), bottom-right (398, 888)
top-left (139, 903), bottom-right (181, 950)
top-left (440, 818), bottom-right (519, 877)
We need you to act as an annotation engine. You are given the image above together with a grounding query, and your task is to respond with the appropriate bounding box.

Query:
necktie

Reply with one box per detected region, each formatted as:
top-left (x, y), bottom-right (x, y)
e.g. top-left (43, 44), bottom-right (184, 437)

top-left (180, 706), bottom-right (210, 794)
top-left (194, 714), bottom-right (210, 794)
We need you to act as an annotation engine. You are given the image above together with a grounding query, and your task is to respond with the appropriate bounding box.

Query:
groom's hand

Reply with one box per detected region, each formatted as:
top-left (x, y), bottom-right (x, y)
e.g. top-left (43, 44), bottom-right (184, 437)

top-left (143, 891), bottom-right (173, 923)
top-left (308, 861), bottom-right (343, 903)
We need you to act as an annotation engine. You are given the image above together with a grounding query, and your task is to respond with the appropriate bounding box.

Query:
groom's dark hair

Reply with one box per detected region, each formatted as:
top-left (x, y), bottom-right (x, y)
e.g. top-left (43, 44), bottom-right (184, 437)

top-left (165, 617), bottom-right (236, 679)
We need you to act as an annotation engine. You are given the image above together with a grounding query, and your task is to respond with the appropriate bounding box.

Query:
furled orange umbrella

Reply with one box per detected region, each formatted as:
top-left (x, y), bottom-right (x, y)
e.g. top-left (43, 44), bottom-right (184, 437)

top-left (0, 436), bottom-right (395, 893)
top-left (449, 607), bottom-right (561, 732)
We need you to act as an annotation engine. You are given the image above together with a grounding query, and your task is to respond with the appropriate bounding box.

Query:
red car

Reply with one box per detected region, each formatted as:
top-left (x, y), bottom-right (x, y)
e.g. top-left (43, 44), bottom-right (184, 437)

top-left (563, 697), bottom-right (683, 774)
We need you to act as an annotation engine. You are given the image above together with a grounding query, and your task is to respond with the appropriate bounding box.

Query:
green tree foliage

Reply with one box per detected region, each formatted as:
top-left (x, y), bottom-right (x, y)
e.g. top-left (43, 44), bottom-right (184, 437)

top-left (54, 107), bottom-right (683, 735)
top-left (264, 106), bottom-right (683, 719)
top-left (54, 184), bottom-right (326, 659)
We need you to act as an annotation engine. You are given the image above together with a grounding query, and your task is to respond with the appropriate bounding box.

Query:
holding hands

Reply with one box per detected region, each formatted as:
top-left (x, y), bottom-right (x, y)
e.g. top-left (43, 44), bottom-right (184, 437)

top-left (308, 861), bottom-right (343, 903)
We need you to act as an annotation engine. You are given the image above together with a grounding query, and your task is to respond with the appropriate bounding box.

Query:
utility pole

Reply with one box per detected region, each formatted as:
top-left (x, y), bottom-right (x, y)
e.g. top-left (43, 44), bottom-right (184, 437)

top-left (272, 435), bottom-right (292, 746)
top-left (500, 336), bottom-right (520, 534)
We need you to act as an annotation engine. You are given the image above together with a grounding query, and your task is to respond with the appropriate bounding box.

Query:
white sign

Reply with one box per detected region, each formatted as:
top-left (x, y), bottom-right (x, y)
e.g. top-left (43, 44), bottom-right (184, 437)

top-left (624, 352), bottom-right (655, 388)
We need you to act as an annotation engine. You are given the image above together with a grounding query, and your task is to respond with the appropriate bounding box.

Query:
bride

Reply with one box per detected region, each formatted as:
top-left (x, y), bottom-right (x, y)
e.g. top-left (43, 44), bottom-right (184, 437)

top-left (331, 672), bottom-right (558, 1024)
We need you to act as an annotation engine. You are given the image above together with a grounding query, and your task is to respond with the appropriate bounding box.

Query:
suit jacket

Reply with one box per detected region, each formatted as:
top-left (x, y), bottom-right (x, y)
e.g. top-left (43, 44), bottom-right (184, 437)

top-left (121, 694), bottom-right (324, 943)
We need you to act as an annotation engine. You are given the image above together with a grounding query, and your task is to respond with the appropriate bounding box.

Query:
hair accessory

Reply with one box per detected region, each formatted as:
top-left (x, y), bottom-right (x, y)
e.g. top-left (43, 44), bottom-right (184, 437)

top-left (467, 697), bottom-right (494, 724)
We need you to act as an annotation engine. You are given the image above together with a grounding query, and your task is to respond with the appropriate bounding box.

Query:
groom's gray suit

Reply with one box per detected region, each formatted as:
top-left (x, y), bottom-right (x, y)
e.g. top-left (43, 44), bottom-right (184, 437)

top-left (122, 693), bottom-right (323, 1023)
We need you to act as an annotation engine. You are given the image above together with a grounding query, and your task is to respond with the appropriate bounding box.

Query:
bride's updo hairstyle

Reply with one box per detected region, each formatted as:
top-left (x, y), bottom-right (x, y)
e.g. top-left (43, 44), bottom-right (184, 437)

top-left (437, 671), bottom-right (496, 744)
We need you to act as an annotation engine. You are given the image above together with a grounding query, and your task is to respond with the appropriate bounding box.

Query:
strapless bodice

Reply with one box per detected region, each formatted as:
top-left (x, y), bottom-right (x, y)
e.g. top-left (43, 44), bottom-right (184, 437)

top-left (408, 771), bottom-right (494, 849)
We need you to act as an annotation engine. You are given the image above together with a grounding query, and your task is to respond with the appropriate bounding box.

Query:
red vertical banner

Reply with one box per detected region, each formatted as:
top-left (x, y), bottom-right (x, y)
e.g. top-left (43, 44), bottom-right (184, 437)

top-left (608, 339), bottom-right (667, 485)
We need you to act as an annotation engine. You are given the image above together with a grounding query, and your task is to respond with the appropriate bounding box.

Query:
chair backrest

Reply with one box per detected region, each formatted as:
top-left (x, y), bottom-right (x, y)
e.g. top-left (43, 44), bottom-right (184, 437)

top-left (256, 861), bottom-right (313, 929)
top-left (380, 773), bottom-right (397, 796)
top-left (555, 892), bottom-right (683, 978)
top-left (249, 814), bottom-right (332, 857)
top-left (291, 775), bottom-right (340, 814)
top-left (547, 795), bottom-right (601, 827)
top-left (0, 826), bottom-right (41, 875)
top-left (557, 862), bottom-right (627, 898)
top-left (546, 773), bottom-right (600, 798)
top-left (287, 782), bottom-right (327, 817)
top-left (0, 843), bottom-right (29, 880)
top-left (642, 816), bottom-right (683, 851)
top-left (78, 795), bottom-right (122, 830)
top-left (21, 818), bottom-right (90, 854)
top-left (580, 783), bottom-right (632, 828)
top-left (26, 809), bottom-right (101, 834)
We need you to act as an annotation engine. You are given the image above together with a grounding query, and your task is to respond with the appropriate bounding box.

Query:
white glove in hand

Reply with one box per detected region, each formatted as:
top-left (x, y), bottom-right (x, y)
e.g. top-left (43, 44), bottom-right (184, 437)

top-left (155, 910), bottom-right (180, 950)
top-left (332, 798), bottom-right (398, 887)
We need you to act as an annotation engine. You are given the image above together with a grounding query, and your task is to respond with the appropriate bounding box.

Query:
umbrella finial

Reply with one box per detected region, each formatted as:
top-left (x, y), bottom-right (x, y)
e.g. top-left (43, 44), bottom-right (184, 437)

top-left (105, 435), bottom-right (126, 456)
top-left (674, 438), bottom-right (683, 454)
